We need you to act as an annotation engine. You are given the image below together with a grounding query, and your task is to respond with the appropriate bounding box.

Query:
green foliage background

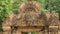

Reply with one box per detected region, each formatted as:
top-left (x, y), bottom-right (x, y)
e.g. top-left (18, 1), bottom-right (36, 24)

top-left (0, 0), bottom-right (60, 32)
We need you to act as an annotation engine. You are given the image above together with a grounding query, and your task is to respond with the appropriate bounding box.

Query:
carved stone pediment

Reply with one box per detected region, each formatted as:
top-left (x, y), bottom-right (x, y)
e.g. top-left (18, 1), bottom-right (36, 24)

top-left (11, 1), bottom-right (44, 26)
top-left (2, 1), bottom-right (59, 34)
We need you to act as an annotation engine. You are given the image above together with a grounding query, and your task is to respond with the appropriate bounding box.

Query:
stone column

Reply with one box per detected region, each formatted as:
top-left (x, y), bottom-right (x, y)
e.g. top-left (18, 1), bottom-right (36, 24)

top-left (16, 32), bottom-right (21, 34)
top-left (16, 29), bottom-right (21, 34)
top-left (38, 31), bottom-right (43, 34)
top-left (49, 26), bottom-right (58, 34)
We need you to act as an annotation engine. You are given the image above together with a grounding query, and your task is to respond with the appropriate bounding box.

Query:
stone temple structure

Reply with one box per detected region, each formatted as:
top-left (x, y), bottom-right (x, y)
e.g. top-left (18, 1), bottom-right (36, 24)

top-left (2, 1), bottom-right (60, 34)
